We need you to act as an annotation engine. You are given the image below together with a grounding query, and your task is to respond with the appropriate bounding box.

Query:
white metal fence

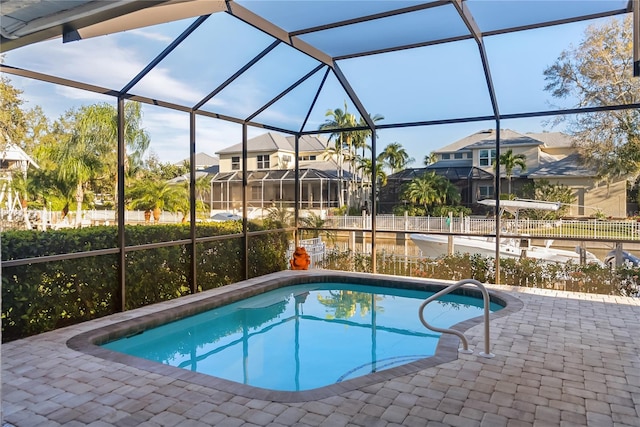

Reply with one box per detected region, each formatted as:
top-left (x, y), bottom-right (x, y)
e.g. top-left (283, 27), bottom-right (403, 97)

top-left (287, 237), bottom-right (326, 269)
top-left (322, 214), bottom-right (640, 241)
top-left (8, 208), bottom-right (640, 241)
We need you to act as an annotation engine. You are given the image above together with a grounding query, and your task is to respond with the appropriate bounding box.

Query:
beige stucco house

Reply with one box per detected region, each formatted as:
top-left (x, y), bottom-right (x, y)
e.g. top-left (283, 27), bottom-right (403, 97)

top-left (382, 129), bottom-right (628, 218)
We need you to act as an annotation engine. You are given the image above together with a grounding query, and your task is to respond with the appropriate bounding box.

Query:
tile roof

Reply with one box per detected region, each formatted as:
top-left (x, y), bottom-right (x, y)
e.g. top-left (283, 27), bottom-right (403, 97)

top-left (527, 153), bottom-right (596, 177)
top-left (435, 129), bottom-right (537, 152)
top-left (216, 133), bottom-right (328, 155)
top-left (175, 152), bottom-right (219, 167)
top-left (525, 131), bottom-right (574, 148)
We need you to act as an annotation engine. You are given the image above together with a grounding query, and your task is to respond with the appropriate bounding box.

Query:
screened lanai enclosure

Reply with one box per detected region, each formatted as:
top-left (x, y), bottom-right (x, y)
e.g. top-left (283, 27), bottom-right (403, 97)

top-left (2, 1), bottom-right (640, 324)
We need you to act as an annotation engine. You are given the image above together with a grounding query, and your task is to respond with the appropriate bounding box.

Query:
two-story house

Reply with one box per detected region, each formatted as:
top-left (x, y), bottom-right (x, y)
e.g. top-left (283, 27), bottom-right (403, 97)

top-left (210, 133), bottom-right (348, 215)
top-left (381, 129), bottom-right (627, 217)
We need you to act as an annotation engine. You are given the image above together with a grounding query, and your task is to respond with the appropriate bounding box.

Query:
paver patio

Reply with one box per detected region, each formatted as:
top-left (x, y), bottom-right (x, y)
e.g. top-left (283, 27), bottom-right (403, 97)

top-left (2, 271), bottom-right (639, 426)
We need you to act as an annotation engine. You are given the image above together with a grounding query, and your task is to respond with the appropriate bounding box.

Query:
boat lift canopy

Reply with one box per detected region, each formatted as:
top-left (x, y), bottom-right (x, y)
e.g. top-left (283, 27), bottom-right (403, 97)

top-left (479, 199), bottom-right (561, 216)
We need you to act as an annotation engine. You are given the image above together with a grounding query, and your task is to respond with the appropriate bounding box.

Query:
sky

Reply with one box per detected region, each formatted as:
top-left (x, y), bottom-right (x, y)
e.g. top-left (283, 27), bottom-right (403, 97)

top-left (2, 3), bottom-right (620, 167)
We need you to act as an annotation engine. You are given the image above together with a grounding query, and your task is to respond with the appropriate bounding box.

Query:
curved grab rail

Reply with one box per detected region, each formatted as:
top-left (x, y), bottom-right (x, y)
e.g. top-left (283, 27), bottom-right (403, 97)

top-left (418, 279), bottom-right (494, 358)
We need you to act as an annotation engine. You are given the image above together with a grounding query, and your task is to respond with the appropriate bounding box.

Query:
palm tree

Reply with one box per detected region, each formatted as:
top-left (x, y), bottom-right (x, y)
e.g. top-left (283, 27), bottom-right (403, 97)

top-left (423, 152), bottom-right (437, 166)
top-left (493, 149), bottom-right (527, 195)
top-left (320, 102), bottom-right (385, 208)
top-left (128, 180), bottom-right (185, 223)
top-left (357, 156), bottom-right (387, 187)
top-left (322, 138), bottom-right (347, 206)
top-left (320, 102), bottom-right (357, 207)
top-left (402, 172), bottom-right (440, 212)
top-left (378, 142), bottom-right (413, 174)
top-left (352, 113), bottom-right (384, 204)
top-left (432, 174), bottom-right (461, 205)
top-left (402, 172), bottom-right (459, 213)
top-left (51, 107), bottom-right (109, 226)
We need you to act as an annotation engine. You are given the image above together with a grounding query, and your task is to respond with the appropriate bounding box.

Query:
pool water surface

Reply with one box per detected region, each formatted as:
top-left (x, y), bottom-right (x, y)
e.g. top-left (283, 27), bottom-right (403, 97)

top-left (103, 282), bottom-right (502, 392)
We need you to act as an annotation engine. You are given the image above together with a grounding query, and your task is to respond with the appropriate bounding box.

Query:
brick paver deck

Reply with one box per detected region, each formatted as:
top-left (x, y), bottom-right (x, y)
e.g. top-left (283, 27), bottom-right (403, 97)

top-left (2, 271), bottom-right (639, 426)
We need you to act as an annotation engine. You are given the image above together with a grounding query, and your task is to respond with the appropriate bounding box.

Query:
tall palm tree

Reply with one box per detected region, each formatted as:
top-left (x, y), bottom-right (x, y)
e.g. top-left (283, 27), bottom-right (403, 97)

top-left (493, 149), bottom-right (527, 195)
top-left (320, 102), bottom-right (384, 208)
top-left (357, 156), bottom-right (387, 187)
top-left (320, 102), bottom-right (358, 207)
top-left (322, 138), bottom-right (347, 206)
top-left (349, 113), bottom-right (383, 205)
top-left (51, 107), bottom-right (111, 226)
top-left (423, 152), bottom-right (437, 166)
top-left (378, 142), bottom-right (413, 174)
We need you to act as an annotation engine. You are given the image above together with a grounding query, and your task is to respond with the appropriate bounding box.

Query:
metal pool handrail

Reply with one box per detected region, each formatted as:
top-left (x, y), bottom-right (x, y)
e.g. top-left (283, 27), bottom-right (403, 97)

top-left (418, 279), bottom-right (495, 358)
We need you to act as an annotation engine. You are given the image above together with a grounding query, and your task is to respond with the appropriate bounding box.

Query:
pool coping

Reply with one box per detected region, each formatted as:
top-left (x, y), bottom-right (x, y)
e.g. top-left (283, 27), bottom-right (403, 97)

top-left (67, 270), bottom-right (524, 403)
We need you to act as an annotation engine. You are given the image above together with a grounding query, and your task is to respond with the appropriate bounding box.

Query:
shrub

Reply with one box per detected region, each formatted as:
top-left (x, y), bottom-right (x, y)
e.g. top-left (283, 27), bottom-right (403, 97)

top-left (1, 223), bottom-right (288, 342)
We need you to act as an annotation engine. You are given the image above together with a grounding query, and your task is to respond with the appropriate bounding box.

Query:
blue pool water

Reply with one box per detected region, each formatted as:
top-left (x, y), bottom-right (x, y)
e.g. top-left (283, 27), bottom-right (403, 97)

top-left (103, 283), bottom-right (502, 391)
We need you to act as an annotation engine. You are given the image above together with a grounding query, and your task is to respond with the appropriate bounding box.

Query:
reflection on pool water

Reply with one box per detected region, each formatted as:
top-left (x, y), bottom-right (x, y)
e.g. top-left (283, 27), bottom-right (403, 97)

top-left (103, 282), bottom-right (503, 392)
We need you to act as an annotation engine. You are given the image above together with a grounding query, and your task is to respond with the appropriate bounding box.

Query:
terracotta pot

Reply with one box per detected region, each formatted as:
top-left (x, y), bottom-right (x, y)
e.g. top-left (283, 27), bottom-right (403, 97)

top-left (153, 207), bottom-right (161, 223)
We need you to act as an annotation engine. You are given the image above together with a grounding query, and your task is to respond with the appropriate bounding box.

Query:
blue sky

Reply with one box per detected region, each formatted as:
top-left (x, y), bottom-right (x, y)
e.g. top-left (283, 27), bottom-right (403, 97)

top-left (3, 7), bottom-right (616, 166)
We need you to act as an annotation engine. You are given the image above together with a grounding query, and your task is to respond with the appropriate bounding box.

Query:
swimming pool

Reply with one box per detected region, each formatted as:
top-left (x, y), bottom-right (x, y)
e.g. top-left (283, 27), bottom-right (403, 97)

top-left (102, 282), bottom-right (503, 392)
top-left (68, 271), bottom-right (520, 401)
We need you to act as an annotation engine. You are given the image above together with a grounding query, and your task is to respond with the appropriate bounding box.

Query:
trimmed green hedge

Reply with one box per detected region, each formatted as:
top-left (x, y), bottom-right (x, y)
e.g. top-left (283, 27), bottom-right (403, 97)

top-left (1, 223), bottom-right (288, 342)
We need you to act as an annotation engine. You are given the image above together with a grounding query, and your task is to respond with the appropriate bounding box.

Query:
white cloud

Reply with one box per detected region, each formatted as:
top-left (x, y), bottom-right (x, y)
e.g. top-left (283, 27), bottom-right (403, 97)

top-left (141, 108), bottom-right (264, 162)
top-left (132, 67), bottom-right (207, 105)
top-left (128, 28), bottom-right (174, 43)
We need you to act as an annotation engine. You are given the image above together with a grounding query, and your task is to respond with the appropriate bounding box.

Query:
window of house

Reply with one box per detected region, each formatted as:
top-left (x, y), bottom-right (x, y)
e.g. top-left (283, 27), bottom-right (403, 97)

top-left (467, 152), bottom-right (473, 159)
top-left (479, 149), bottom-right (496, 166)
top-left (231, 156), bottom-right (240, 170)
top-left (454, 153), bottom-right (463, 159)
top-left (257, 154), bottom-right (270, 169)
top-left (251, 186), bottom-right (261, 200)
top-left (298, 155), bottom-right (317, 161)
top-left (442, 153), bottom-right (450, 160)
top-left (478, 185), bottom-right (494, 199)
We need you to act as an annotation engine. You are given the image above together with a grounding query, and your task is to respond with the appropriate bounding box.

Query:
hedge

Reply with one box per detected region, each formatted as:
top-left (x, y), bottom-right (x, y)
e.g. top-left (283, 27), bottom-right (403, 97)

top-left (321, 250), bottom-right (640, 297)
top-left (1, 223), bottom-right (288, 342)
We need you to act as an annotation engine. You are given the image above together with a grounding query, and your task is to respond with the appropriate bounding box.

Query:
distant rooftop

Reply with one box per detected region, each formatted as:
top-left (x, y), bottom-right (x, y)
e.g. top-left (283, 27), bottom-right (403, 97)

top-left (216, 133), bottom-right (328, 155)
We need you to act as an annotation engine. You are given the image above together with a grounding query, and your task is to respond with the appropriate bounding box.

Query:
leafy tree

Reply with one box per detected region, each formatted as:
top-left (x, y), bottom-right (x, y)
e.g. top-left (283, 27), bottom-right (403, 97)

top-left (544, 15), bottom-right (640, 183)
top-left (378, 142), bottom-right (413, 174)
top-left (521, 179), bottom-right (575, 219)
top-left (0, 75), bottom-right (27, 150)
top-left (141, 153), bottom-right (189, 181)
top-left (493, 149), bottom-right (527, 195)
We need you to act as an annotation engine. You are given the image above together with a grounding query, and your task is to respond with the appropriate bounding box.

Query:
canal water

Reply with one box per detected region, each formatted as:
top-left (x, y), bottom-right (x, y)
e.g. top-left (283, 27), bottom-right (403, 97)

top-left (326, 231), bottom-right (640, 263)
